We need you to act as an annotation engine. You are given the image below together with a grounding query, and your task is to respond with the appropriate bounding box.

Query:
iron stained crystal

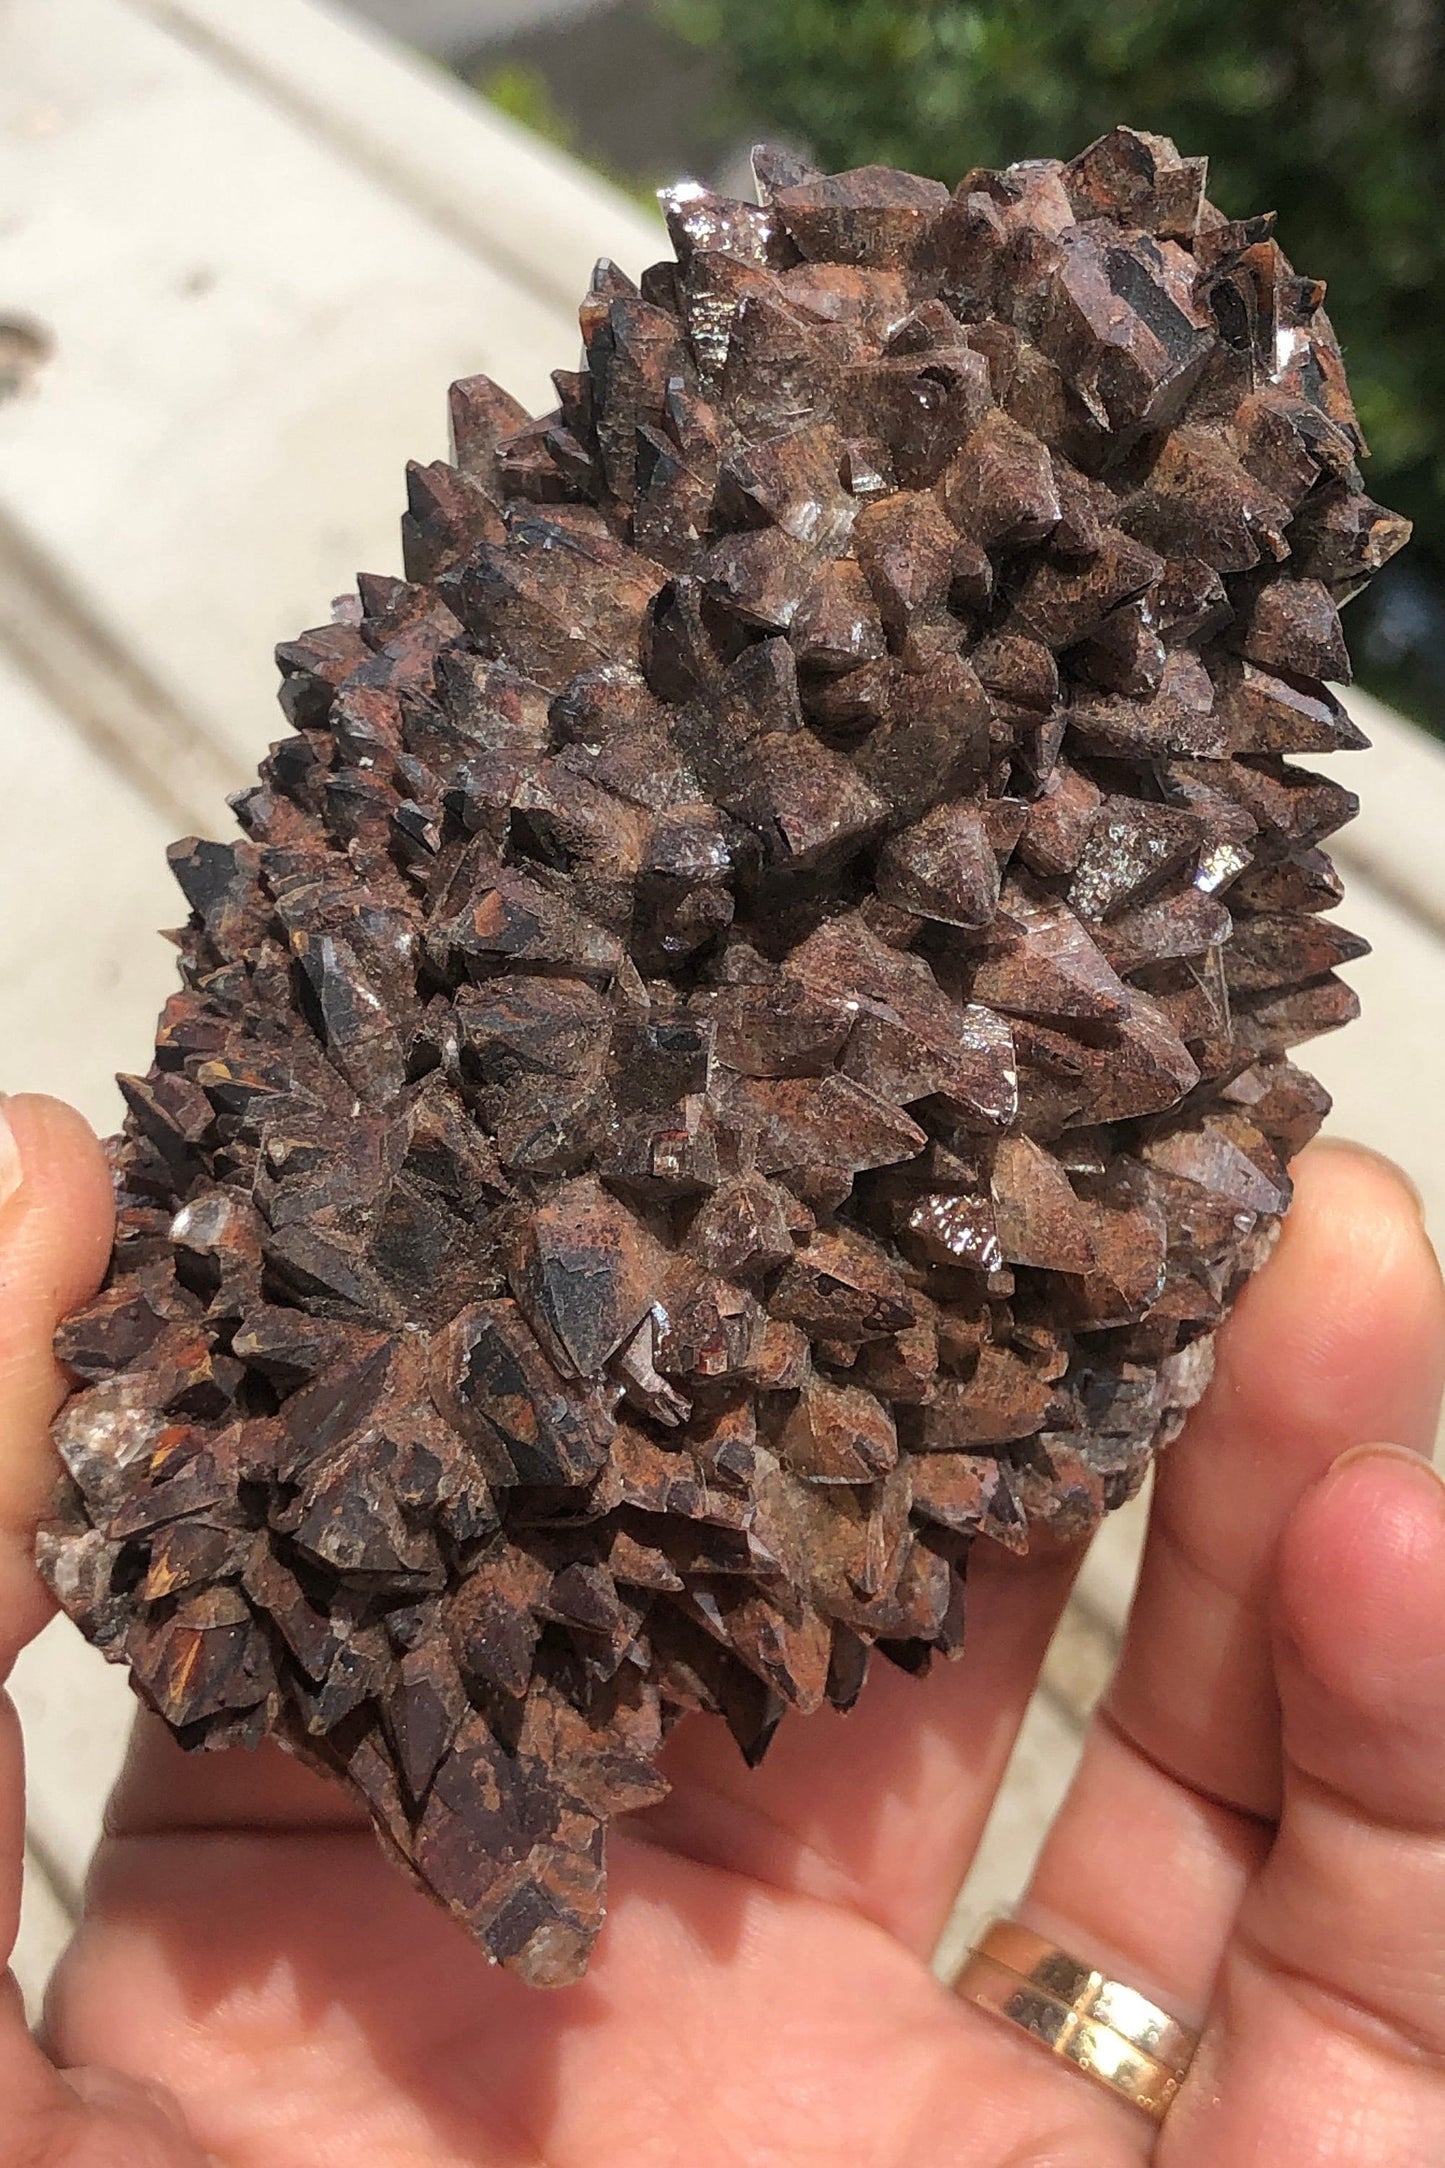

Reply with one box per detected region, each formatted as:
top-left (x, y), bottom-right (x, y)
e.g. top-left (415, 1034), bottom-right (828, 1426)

top-left (39, 128), bottom-right (1404, 1985)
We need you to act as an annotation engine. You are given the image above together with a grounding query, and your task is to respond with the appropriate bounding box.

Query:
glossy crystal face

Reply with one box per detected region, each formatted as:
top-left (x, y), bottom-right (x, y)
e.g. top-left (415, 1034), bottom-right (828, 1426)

top-left (39, 128), bottom-right (1402, 1984)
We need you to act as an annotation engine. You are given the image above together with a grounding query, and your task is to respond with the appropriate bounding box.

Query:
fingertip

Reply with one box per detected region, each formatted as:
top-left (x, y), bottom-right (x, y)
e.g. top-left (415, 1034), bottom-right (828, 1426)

top-left (1297, 1135), bottom-right (1427, 1221)
top-left (1277, 1446), bottom-right (1445, 1693)
top-left (1118, 1145), bottom-right (1443, 1829)
top-left (0, 1096), bottom-right (115, 1561)
top-left (1206, 1138), bottom-right (1445, 1462)
top-left (1273, 1445), bottom-right (1445, 1821)
top-left (1284, 1139), bottom-right (1437, 1303)
top-left (1, 1094), bottom-right (115, 1304)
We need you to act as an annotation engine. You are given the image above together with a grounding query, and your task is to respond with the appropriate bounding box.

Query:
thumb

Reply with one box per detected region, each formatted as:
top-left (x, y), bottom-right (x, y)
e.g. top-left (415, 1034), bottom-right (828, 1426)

top-left (0, 1093), bottom-right (114, 1670)
top-left (0, 1097), bottom-right (205, 2159)
top-left (0, 1092), bottom-right (161, 2153)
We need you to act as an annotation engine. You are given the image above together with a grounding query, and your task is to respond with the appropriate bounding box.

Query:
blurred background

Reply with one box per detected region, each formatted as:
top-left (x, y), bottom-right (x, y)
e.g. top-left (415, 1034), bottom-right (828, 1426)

top-left (354, 0), bottom-right (1445, 742)
top-left (2, 0), bottom-right (1442, 2027)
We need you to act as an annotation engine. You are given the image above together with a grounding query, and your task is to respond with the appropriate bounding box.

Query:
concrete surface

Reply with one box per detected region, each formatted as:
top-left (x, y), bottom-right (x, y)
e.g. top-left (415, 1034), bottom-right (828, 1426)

top-left (343, 0), bottom-right (609, 59)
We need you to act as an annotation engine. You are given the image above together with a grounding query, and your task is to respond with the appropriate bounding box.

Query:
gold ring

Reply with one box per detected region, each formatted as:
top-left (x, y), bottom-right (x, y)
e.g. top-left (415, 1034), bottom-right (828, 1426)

top-left (953, 1920), bottom-right (1199, 2124)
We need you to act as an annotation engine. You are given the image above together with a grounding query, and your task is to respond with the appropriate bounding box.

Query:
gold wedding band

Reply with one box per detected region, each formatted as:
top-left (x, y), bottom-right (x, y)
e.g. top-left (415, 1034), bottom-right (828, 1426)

top-left (954, 1920), bottom-right (1199, 2124)
top-left (973, 1920), bottom-right (1197, 2074)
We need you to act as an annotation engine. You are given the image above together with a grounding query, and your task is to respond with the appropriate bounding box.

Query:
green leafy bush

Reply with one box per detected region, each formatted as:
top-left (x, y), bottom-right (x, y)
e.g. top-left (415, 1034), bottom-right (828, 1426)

top-left (665, 0), bottom-right (1445, 725)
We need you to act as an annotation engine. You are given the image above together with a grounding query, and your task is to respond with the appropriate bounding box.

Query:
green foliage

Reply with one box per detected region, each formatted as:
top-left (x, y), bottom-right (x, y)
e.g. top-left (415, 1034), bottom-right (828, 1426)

top-left (479, 60), bottom-right (580, 150)
top-left (664, 0), bottom-right (1445, 721)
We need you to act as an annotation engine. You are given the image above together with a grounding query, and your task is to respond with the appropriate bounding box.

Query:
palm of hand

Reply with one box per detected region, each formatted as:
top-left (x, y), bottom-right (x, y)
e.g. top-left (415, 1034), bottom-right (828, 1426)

top-left (5, 1101), bottom-right (1445, 2167)
top-left (49, 1704), bottom-right (1055, 2167)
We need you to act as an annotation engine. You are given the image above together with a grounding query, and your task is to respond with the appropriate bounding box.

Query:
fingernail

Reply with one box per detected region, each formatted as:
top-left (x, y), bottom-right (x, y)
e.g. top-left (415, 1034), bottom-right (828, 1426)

top-left (0, 1097), bottom-right (21, 1213)
top-left (1329, 1442), bottom-right (1445, 1510)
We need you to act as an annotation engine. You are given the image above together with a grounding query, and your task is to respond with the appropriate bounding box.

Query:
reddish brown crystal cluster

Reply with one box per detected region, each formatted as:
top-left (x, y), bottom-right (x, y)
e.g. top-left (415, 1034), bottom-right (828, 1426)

top-left (39, 130), bottom-right (1405, 1985)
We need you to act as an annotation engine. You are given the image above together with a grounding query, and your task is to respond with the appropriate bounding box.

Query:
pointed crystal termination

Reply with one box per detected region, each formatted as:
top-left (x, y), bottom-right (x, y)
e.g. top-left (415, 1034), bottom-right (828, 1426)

top-left (40, 123), bottom-right (1397, 1987)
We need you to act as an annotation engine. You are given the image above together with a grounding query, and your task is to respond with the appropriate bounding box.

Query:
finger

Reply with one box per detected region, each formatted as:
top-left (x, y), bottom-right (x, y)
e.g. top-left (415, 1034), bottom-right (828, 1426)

top-left (0, 1100), bottom-right (205, 2161)
top-left (3, 1095), bottom-right (112, 1970)
top-left (0, 1095), bottom-right (114, 1664)
top-left (1113, 1142), bottom-right (1445, 1822)
top-left (1162, 1445), bottom-right (1445, 2162)
top-left (1020, 1141), bottom-right (1445, 2021)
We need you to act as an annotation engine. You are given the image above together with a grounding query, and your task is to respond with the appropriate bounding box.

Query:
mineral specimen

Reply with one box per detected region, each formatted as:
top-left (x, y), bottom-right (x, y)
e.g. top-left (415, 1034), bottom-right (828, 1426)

top-left (39, 129), bottom-right (1404, 1986)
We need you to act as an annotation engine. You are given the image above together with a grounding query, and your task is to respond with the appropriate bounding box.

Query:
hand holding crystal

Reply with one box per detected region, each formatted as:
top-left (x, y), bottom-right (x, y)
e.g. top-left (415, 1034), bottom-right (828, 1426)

top-left (2, 1093), bottom-right (1443, 2164)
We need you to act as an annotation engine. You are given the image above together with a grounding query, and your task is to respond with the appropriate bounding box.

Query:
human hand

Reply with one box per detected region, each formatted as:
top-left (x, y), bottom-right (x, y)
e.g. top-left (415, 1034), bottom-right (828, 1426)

top-left (3, 1092), bottom-right (1443, 2166)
